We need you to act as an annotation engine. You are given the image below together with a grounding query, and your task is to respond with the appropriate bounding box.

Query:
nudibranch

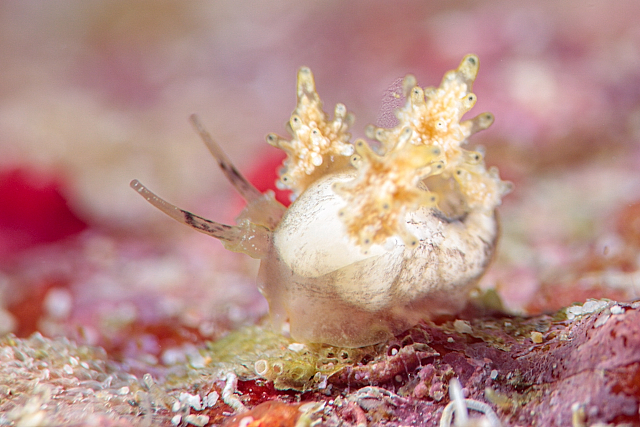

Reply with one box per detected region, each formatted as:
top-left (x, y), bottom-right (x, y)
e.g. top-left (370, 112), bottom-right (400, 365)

top-left (131, 55), bottom-right (511, 347)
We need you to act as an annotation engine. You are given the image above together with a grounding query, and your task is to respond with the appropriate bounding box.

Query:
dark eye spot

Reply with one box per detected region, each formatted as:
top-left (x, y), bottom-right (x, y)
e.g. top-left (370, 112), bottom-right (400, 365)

top-left (360, 354), bottom-right (373, 365)
top-left (467, 57), bottom-right (476, 66)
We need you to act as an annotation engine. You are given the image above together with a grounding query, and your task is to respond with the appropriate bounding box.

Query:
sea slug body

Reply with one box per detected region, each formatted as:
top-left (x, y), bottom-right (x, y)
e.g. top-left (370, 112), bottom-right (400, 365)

top-left (131, 55), bottom-right (511, 347)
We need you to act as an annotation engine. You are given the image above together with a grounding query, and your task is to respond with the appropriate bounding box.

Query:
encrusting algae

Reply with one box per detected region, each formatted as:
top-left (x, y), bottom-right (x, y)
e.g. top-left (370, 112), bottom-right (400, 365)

top-left (132, 54), bottom-right (511, 347)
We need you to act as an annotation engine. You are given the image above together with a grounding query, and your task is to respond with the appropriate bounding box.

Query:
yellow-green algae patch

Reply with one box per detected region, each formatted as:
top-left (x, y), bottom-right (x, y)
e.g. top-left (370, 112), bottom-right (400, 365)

top-left (194, 325), bottom-right (381, 392)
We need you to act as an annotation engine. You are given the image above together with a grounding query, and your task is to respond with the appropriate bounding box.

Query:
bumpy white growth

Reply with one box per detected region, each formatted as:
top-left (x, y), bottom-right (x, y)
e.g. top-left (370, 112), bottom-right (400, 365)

top-left (221, 372), bottom-right (246, 413)
top-left (439, 378), bottom-right (502, 427)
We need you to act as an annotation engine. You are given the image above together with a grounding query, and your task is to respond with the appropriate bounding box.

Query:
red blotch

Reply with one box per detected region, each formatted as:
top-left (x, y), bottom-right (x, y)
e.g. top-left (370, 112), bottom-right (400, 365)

top-left (222, 401), bottom-right (303, 427)
top-left (609, 362), bottom-right (640, 399)
top-left (7, 278), bottom-right (70, 337)
top-left (0, 167), bottom-right (87, 256)
top-left (100, 318), bottom-right (211, 363)
top-left (235, 380), bottom-right (300, 406)
top-left (245, 149), bottom-right (291, 206)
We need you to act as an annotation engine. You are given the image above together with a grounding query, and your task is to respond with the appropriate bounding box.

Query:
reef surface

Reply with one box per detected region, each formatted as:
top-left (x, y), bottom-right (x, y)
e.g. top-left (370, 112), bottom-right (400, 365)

top-left (1, 300), bottom-right (639, 426)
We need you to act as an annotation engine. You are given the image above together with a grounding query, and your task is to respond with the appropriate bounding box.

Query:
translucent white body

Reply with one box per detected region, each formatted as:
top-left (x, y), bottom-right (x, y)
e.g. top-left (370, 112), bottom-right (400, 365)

top-left (259, 172), bottom-right (497, 347)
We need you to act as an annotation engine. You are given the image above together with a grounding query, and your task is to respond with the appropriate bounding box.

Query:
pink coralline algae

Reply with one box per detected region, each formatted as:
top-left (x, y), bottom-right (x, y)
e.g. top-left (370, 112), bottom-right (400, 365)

top-left (1, 300), bottom-right (639, 425)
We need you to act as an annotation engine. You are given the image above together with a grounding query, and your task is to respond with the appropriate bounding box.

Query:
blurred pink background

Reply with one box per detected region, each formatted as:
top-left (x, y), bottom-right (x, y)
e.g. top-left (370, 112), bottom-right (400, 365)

top-left (0, 0), bottom-right (639, 346)
top-left (1, 1), bottom-right (637, 220)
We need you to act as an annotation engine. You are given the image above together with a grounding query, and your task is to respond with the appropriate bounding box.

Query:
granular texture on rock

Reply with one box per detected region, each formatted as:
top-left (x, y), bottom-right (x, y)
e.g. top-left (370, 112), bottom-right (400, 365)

top-left (2, 300), bottom-right (638, 426)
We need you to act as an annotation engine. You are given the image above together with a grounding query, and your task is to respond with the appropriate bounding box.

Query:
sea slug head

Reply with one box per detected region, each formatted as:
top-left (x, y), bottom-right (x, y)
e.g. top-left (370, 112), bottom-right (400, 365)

top-left (131, 55), bottom-right (512, 348)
